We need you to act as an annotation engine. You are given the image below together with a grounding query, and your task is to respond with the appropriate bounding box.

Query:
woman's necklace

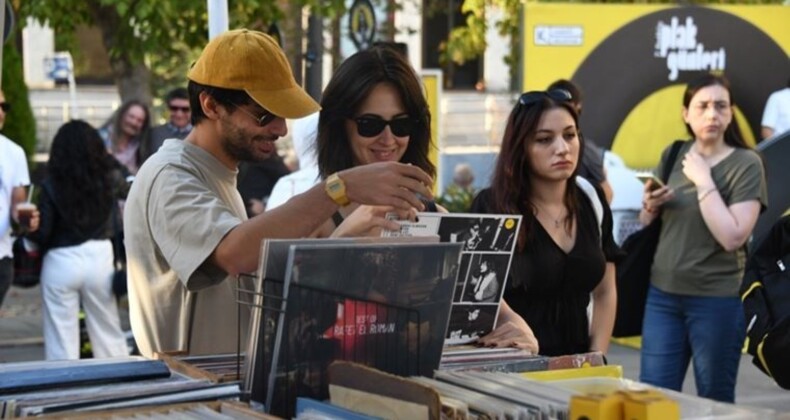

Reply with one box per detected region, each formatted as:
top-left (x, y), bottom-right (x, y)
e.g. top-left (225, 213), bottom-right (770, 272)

top-left (534, 203), bottom-right (566, 229)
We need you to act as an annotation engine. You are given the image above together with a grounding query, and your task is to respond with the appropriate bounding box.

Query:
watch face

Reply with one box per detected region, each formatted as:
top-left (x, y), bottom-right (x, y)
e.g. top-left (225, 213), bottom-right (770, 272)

top-left (329, 183), bottom-right (341, 193)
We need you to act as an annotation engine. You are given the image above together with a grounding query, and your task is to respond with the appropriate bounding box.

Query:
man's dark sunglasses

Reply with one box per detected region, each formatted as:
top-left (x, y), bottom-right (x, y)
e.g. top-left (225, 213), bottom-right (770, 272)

top-left (518, 89), bottom-right (572, 106)
top-left (352, 116), bottom-right (417, 137)
top-left (231, 102), bottom-right (277, 127)
top-left (168, 105), bottom-right (190, 113)
top-left (0, 102), bottom-right (11, 112)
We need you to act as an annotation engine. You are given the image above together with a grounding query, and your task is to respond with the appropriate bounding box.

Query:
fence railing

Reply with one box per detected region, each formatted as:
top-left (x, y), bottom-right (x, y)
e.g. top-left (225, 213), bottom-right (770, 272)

top-left (32, 104), bottom-right (117, 153)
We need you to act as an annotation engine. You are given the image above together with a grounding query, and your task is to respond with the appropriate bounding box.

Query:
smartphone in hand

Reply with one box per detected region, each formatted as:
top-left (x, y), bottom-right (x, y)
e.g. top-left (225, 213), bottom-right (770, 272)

top-left (636, 173), bottom-right (665, 192)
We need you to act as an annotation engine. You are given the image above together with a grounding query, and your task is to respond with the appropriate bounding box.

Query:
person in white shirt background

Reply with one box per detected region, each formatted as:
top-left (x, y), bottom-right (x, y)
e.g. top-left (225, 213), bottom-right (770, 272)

top-left (266, 112), bottom-right (320, 210)
top-left (761, 78), bottom-right (790, 140)
top-left (0, 89), bottom-right (40, 308)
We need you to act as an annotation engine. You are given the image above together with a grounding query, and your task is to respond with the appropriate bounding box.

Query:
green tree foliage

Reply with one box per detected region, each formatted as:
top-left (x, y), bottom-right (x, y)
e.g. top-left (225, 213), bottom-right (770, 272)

top-left (1, 33), bottom-right (37, 160)
top-left (19, 0), bottom-right (285, 105)
top-left (20, 0), bottom-right (352, 107)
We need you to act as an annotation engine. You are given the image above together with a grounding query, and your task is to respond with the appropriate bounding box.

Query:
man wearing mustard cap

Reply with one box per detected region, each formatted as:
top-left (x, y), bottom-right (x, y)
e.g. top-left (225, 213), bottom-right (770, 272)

top-left (124, 29), bottom-right (434, 357)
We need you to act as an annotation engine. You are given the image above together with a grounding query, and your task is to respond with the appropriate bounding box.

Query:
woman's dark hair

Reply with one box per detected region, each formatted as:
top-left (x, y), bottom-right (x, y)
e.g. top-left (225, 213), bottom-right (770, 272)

top-left (48, 120), bottom-right (118, 233)
top-left (683, 73), bottom-right (749, 149)
top-left (187, 80), bottom-right (256, 126)
top-left (316, 46), bottom-right (435, 178)
top-left (489, 94), bottom-right (584, 250)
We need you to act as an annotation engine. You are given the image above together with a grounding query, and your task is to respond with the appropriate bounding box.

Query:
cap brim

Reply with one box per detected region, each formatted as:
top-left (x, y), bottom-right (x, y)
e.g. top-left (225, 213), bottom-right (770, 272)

top-left (246, 86), bottom-right (321, 119)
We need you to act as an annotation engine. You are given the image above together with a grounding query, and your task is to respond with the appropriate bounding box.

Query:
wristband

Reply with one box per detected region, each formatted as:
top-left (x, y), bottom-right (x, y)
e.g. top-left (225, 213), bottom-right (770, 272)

top-left (698, 187), bottom-right (717, 203)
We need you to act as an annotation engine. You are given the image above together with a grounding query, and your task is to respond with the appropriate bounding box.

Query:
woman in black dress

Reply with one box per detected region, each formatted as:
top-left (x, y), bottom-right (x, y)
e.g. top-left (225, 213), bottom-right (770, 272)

top-left (473, 90), bottom-right (619, 356)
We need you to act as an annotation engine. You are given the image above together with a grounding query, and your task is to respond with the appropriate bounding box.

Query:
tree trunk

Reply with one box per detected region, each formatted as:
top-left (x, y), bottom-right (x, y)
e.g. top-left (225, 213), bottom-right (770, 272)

top-left (279, 0), bottom-right (304, 85)
top-left (331, 14), bottom-right (341, 71)
top-left (91, 2), bottom-right (153, 107)
top-left (113, 60), bottom-right (153, 105)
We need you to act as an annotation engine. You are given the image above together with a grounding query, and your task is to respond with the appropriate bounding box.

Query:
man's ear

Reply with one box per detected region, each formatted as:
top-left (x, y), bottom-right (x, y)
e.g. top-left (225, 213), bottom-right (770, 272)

top-left (199, 91), bottom-right (222, 120)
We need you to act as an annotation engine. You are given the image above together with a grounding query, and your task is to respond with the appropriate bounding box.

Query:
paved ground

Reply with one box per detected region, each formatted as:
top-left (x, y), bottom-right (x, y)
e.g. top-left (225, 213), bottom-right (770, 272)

top-left (1, 284), bottom-right (788, 416)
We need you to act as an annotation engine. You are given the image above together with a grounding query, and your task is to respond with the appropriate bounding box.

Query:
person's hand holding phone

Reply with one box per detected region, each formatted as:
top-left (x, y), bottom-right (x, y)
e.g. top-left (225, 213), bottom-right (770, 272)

top-left (642, 178), bottom-right (673, 215)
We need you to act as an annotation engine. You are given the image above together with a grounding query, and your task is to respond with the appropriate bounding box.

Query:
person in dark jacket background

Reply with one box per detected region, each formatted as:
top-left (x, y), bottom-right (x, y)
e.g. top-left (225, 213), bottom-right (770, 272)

top-left (28, 120), bottom-right (128, 360)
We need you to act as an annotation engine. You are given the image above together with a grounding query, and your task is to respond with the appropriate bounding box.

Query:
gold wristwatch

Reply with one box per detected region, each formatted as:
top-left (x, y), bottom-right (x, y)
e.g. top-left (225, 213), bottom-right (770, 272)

top-left (325, 172), bottom-right (350, 206)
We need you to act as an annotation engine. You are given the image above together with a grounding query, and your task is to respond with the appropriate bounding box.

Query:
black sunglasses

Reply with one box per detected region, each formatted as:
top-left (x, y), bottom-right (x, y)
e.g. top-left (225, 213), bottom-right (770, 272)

top-left (518, 89), bottom-right (572, 107)
top-left (352, 116), bottom-right (417, 137)
top-left (231, 102), bottom-right (277, 127)
top-left (168, 105), bottom-right (190, 113)
top-left (0, 102), bottom-right (10, 112)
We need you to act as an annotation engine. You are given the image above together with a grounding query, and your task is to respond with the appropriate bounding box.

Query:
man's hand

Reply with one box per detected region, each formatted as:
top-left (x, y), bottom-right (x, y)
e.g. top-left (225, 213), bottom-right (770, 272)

top-left (340, 162), bottom-right (433, 212)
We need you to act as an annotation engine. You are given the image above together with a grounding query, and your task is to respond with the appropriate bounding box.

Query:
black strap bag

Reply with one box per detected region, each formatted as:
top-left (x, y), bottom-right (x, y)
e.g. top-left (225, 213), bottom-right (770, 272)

top-left (612, 141), bottom-right (684, 337)
top-left (740, 215), bottom-right (790, 389)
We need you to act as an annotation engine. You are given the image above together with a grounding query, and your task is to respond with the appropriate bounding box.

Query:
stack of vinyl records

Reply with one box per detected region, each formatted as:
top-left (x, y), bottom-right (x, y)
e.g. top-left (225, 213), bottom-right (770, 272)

top-left (0, 357), bottom-right (241, 418)
top-left (439, 346), bottom-right (549, 373)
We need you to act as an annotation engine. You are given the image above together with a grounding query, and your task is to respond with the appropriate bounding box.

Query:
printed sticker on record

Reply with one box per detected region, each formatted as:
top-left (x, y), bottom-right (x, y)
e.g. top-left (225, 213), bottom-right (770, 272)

top-left (384, 213), bottom-right (520, 253)
top-left (382, 213), bottom-right (522, 345)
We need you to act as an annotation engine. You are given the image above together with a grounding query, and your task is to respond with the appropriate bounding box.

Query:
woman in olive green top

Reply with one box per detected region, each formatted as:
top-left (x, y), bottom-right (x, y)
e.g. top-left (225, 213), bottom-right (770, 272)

top-left (639, 74), bottom-right (767, 403)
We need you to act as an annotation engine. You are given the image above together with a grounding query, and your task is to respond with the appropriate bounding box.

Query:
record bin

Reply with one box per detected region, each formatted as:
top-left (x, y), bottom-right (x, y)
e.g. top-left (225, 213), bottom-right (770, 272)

top-left (238, 276), bottom-right (423, 418)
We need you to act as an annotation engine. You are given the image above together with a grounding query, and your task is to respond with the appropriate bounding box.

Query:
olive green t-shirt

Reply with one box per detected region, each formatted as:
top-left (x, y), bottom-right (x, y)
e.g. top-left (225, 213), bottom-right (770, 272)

top-left (650, 141), bottom-right (767, 297)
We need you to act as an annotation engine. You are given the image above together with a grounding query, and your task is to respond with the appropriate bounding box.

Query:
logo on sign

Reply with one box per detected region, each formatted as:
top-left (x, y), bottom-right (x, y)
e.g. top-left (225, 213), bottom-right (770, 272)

top-left (654, 16), bottom-right (726, 81)
top-left (349, 0), bottom-right (376, 50)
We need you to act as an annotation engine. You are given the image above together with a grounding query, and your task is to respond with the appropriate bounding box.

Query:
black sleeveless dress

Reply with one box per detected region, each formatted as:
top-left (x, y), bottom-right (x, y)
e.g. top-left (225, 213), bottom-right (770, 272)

top-left (471, 187), bottom-right (620, 356)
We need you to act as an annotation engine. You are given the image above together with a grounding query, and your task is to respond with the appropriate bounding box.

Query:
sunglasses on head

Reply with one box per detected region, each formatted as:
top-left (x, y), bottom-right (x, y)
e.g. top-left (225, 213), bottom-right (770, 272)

top-left (352, 116), bottom-right (417, 137)
top-left (0, 102), bottom-right (10, 112)
top-left (518, 89), bottom-right (572, 107)
top-left (168, 105), bottom-right (190, 113)
top-left (231, 102), bottom-right (277, 127)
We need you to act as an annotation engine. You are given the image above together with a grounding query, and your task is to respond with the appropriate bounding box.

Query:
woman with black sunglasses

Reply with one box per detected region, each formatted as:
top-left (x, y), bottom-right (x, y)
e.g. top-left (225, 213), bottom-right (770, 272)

top-left (471, 89), bottom-right (619, 357)
top-left (313, 45), bottom-right (442, 237)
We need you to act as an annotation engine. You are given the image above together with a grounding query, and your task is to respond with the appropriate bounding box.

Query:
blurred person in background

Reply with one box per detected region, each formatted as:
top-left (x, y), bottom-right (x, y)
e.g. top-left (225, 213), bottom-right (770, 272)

top-left (99, 99), bottom-right (151, 175)
top-left (237, 155), bottom-right (291, 217)
top-left (27, 120), bottom-right (129, 360)
top-left (437, 162), bottom-right (477, 213)
top-left (639, 74), bottom-right (767, 402)
top-left (147, 87), bottom-right (192, 158)
top-left (761, 77), bottom-right (790, 139)
top-left (267, 112), bottom-right (320, 210)
top-left (0, 90), bottom-right (39, 308)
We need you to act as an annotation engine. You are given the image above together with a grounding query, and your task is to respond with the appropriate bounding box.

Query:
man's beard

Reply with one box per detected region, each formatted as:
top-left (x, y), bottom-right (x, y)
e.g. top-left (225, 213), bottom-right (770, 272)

top-left (220, 120), bottom-right (272, 163)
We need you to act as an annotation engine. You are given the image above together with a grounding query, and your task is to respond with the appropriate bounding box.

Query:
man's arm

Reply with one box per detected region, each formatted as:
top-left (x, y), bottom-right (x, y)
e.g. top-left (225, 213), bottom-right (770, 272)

top-left (212, 161), bottom-right (434, 276)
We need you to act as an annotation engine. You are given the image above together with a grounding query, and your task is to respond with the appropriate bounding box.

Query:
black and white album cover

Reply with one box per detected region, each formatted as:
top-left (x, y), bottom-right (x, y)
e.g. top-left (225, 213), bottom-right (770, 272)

top-left (383, 213), bottom-right (522, 345)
